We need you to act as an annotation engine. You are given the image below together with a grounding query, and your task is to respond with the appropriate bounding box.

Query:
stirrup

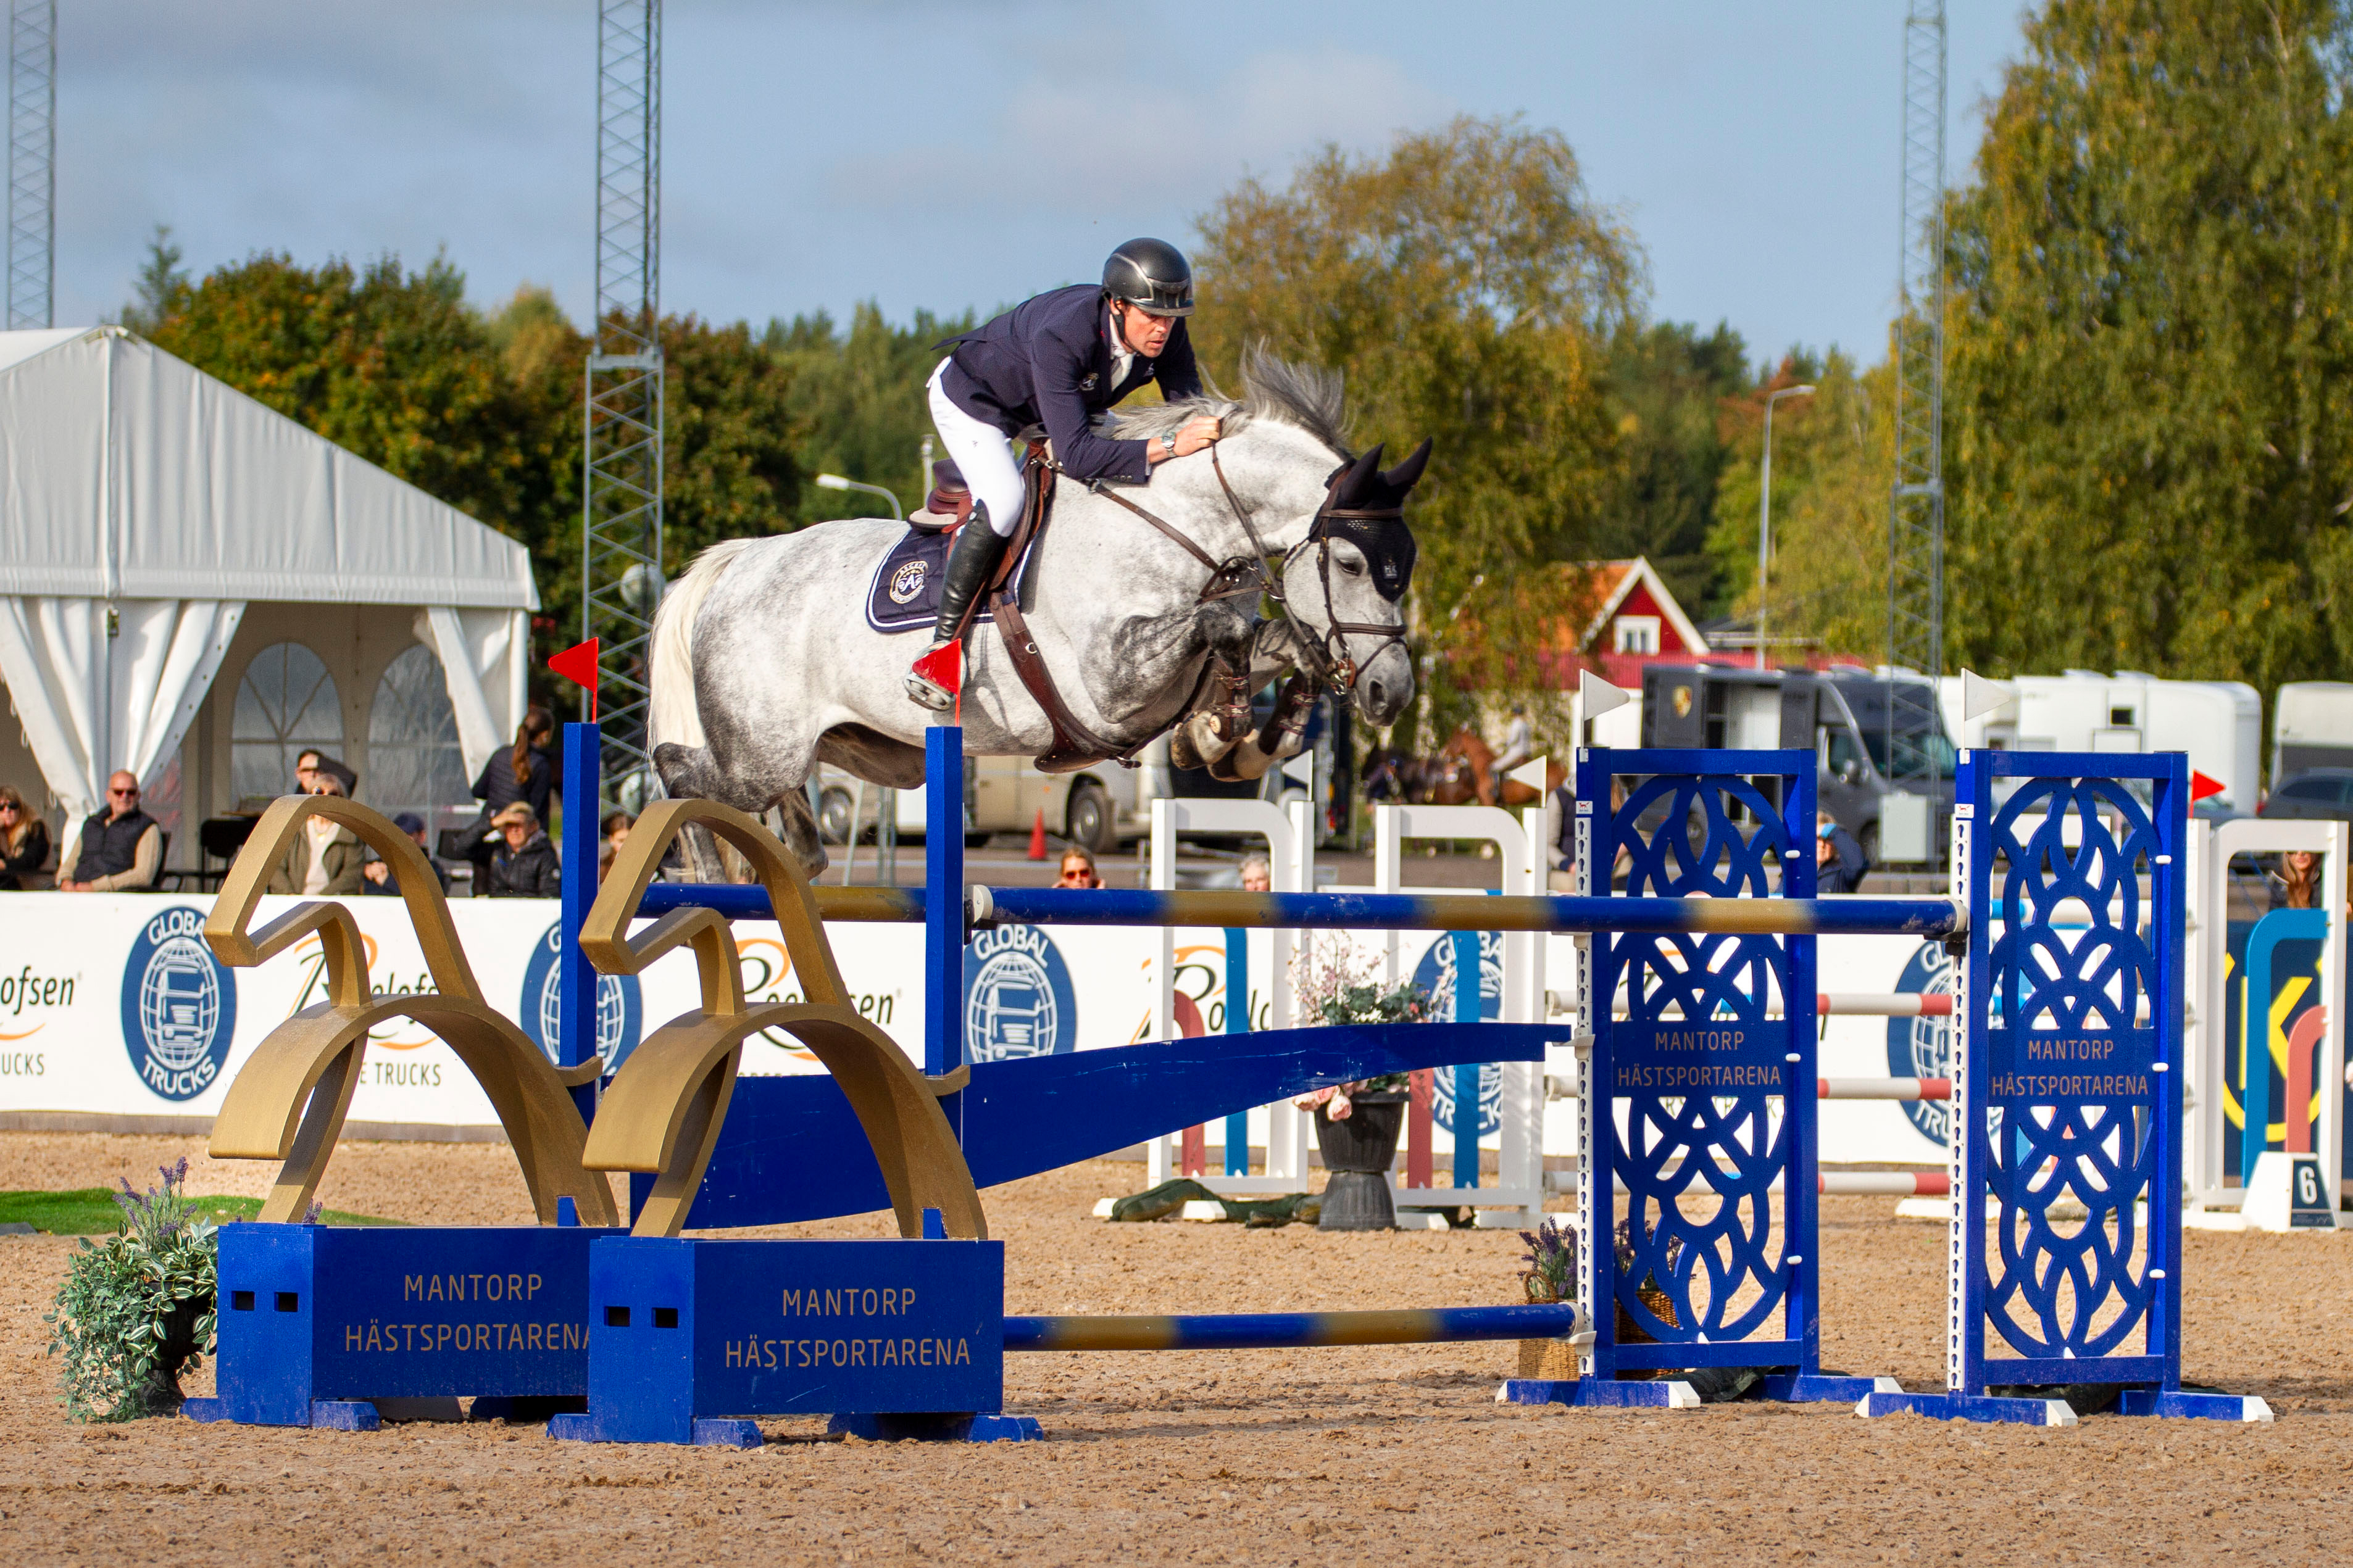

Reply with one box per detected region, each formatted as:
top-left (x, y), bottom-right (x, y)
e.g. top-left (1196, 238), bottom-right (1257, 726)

top-left (906, 640), bottom-right (961, 711)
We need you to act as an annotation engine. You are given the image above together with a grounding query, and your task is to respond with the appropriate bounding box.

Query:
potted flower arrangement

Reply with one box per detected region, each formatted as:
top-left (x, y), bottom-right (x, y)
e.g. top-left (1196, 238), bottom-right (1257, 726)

top-left (46, 1159), bottom-right (219, 1421)
top-left (1515, 1216), bottom-right (1580, 1379)
top-left (1290, 935), bottom-right (1430, 1231)
top-left (1512, 1215), bottom-right (1761, 1401)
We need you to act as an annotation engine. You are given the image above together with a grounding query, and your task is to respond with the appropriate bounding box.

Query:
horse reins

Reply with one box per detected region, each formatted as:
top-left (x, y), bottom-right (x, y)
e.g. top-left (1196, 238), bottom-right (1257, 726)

top-left (1074, 444), bottom-right (1409, 697)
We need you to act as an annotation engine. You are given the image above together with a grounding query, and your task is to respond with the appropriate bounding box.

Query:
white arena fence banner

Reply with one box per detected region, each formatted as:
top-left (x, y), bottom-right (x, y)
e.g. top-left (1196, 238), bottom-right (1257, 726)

top-left (0, 892), bottom-right (1955, 1167)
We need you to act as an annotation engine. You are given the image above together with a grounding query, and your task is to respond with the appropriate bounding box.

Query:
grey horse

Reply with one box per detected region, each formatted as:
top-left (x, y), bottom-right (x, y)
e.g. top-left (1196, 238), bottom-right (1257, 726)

top-left (646, 355), bottom-right (1426, 875)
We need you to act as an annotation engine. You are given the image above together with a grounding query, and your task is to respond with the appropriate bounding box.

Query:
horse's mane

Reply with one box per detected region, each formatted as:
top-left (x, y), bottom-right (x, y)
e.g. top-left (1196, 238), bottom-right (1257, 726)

top-left (1107, 346), bottom-right (1352, 460)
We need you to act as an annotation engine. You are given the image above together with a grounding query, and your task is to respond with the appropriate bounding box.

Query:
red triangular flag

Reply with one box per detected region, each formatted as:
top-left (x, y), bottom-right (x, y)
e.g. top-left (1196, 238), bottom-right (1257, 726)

top-left (2190, 769), bottom-right (2226, 803)
top-left (913, 641), bottom-right (963, 718)
top-left (550, 639), bottom-right (600, 720)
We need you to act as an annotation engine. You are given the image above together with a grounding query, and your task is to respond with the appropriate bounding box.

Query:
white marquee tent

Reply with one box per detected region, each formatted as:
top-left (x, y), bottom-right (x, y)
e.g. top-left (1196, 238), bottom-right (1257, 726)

top-left (0, 326), bottom-right (538, 869)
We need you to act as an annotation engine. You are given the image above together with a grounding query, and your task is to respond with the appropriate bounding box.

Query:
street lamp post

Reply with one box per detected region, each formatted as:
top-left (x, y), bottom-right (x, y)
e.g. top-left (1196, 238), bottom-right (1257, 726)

top-left (1755, 384), bottom-right (1818, 671)
top-left (815, 472), bottom-right (906, 520)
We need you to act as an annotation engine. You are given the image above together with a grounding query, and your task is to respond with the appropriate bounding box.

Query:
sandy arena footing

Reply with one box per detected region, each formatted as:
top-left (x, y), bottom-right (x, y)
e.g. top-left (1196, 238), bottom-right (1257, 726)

top-left (0, 1130), bottom-right (2347, 1563)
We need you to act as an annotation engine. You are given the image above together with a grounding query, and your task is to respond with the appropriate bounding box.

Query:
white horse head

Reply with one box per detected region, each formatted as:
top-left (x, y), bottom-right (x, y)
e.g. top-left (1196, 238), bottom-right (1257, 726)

top-left (1105, 354), bottom-right (1424, 726)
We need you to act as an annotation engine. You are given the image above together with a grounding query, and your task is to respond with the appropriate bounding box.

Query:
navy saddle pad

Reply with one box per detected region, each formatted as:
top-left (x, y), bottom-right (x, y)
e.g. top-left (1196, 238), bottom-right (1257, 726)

top-left (864, 526), bottom-right (1028, 635)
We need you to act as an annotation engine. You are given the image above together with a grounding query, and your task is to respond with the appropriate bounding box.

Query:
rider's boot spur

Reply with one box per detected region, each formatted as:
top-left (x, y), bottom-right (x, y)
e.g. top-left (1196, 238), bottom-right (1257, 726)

top-left (906, 505), bottom-right (1009, 711)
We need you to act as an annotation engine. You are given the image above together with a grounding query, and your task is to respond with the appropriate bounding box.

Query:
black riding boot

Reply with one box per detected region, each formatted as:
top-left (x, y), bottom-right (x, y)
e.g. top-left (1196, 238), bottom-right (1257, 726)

top-left (906, 507), bottom-right (1010, 711)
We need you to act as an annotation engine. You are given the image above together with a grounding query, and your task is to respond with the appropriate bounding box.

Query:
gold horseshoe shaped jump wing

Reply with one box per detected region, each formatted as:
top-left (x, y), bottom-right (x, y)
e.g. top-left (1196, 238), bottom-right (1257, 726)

top-left (202, 795), bottom-right (620, 1227)
top-left (581, 798), bottom-right (986, 1240)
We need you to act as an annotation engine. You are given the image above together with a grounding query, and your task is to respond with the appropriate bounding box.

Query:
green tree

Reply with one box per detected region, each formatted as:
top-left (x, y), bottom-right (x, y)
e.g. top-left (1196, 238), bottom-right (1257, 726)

top-left (1941, 0), bottom-right (2353, 690)
top-left (1191, 115), bottom-right (1643, 740)
top-left (1707, 348), bottom-right (1892, 660)
top-left (767, 302), bottom-right (976, 526)
top-left (1595, 320), bottom-right (1750, 615)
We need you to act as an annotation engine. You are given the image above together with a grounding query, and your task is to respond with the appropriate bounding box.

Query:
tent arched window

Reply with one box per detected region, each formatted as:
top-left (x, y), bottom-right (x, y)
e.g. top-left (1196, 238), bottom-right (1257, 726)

top-left (368, 644), bottom-right (470, 830)
top-left (231, 643), bottom-right (341, 804)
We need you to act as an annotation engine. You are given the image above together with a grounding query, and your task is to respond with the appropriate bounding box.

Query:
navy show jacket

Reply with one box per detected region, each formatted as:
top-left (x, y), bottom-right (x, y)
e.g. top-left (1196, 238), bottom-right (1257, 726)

top-left (939, 284), bottom-right (1203, 483)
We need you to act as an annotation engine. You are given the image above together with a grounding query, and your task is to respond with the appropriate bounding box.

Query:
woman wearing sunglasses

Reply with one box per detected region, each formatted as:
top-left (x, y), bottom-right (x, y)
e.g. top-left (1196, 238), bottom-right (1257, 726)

top-left (0, 786), bottom-right (48, 890)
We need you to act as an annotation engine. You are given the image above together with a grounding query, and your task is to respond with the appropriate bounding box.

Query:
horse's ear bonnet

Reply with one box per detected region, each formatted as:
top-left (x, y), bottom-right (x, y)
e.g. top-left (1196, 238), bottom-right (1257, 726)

top-left (1318, 438), bottom-right (1431, 602)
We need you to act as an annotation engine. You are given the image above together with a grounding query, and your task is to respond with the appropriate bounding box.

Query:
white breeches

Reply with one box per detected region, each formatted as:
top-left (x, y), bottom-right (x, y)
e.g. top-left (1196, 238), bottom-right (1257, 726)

top-left (928, 360), bottom-right (1024, 539)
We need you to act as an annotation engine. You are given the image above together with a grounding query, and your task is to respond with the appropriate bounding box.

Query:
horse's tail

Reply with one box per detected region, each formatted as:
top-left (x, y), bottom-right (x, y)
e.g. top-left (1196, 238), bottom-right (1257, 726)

top-left (648, 536), bottom-right (758, 753)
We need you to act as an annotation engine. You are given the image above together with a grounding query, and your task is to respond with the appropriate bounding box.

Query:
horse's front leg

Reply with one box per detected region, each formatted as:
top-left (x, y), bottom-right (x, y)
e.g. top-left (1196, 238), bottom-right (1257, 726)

top-left (1168, 599), bottom-right (1260, 772)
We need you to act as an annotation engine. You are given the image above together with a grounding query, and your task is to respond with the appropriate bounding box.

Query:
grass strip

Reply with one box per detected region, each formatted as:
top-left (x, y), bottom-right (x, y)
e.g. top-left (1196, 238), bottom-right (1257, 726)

top-left (0, 1188), bottom-right (402, 1234)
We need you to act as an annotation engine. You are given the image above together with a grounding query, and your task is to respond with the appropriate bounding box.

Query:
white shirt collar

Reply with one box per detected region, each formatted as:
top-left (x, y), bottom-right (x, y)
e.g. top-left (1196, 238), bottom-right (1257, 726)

top-left (1107, 307), bottom-right (1135, 386)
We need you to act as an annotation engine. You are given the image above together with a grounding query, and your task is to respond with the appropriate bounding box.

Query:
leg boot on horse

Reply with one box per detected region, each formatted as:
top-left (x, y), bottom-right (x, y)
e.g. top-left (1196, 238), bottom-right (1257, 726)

top-left (905, 503), bottom-right (1010, 711)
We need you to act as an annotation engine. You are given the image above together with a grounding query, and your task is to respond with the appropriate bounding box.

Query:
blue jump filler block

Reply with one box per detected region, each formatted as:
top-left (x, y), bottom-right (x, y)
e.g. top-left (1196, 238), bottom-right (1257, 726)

top-left (1504, 748), bottom-right (1891, 1412)
top-left (1860, 750), bottom-right (2271, 1427)
top-left (183, 1224), bottom-right (615, 1430)
top-left (550, 1236), bottom-right (1038, 1447)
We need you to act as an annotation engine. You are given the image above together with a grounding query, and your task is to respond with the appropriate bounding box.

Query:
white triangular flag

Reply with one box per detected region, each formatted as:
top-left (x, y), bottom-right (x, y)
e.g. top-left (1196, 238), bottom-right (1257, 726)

top-left (1579, 668), bottom-right (1630, 721)
top-left (1960, 668), bottom-right (2016, 722)
top-left (1510, 754), bottom-right (1549, 795)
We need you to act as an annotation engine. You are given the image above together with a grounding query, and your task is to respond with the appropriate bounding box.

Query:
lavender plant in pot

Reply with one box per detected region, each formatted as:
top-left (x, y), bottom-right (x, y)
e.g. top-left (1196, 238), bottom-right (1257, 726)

top-left (1291, 935), bottom-right (1430, 1232)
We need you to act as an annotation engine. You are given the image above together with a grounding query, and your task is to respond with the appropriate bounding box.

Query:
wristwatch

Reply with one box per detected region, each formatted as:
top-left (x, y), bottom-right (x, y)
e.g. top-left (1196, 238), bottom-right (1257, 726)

top-left (1160, 431), bottom-right (1177, 457)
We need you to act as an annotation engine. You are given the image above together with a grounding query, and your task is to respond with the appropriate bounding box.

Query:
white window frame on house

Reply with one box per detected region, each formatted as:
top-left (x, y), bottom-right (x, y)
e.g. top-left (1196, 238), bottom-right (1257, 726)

top-left (1613, 616), bottom-right (1661, 655)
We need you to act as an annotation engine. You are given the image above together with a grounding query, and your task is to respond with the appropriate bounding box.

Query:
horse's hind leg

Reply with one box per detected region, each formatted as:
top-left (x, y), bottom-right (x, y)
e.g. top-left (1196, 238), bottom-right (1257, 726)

top-left (652, 742), bottom-right (733, 883)
top-left (771, 786), bottom-right (829, 880)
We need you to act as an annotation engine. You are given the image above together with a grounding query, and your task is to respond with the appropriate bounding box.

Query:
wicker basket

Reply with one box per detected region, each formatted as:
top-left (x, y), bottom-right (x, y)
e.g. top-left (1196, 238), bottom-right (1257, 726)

top-left (1515, 1337), bottom-right (1578, 1379)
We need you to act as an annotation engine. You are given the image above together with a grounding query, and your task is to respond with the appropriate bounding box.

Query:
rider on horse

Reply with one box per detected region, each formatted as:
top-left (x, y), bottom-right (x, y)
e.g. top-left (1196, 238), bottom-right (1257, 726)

top-left (907, 238), bottom-right (1228, 710)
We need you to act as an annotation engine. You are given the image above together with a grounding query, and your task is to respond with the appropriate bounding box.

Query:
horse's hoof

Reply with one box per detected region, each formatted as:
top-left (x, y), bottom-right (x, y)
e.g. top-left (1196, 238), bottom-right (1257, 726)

top-left (904, 672), bottom-right (954, 711)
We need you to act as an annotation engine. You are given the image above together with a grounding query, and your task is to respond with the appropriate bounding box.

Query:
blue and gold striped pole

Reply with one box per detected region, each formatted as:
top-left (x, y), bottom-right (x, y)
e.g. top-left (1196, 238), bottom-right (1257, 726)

top-left (1005, 1302), bottom-right (1585, 1353)
top-left (639, 882), bottom-right (1967, 939)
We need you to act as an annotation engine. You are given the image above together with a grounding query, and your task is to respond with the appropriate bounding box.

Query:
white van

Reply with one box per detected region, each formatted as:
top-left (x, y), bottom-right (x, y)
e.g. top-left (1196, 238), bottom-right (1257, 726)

top-left (2273, 682), bottom-right (2353, 786)
top-left (1937, 670), bottom-right (2260, 811)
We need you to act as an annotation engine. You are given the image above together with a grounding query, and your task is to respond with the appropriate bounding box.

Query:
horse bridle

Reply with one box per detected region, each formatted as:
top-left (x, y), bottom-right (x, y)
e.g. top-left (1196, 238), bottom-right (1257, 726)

top-left (1076, 446), bottom-right (1411, 696)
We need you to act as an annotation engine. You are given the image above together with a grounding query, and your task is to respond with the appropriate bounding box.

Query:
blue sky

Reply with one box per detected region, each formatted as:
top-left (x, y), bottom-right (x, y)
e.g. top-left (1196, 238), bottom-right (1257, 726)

top-left (54, 1), bottom-right (2028, 366)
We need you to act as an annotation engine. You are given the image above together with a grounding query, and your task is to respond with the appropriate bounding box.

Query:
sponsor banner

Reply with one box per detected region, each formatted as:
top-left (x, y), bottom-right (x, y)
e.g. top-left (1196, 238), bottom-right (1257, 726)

top-left (0, 895), bottom-right (1954, 1164)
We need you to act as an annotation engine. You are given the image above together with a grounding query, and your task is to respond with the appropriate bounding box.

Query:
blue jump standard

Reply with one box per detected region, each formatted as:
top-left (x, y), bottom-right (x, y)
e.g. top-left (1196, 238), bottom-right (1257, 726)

top-left (1502, 749), bottom-right (1883, 1411)
top-left (1855, 751), bottom-right (2270, 1427)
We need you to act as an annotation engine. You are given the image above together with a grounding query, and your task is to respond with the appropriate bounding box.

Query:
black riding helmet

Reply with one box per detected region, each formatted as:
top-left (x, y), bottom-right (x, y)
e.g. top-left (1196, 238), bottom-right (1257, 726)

top-left (1102, 238), bottom-right (1195, 317)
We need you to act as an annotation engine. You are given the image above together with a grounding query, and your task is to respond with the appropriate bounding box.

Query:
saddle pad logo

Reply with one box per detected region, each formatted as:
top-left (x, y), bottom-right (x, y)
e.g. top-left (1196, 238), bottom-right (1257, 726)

top-left (120, 906), bottom-right (238, 1102)
top-left (1412, 931), bottom-right (1504, 1138)
top-left (963, 924), bottom-right (1077, 1061)
top-left (888, 560), bottom-right (928, 605)
top-left (523, 920), bottom-right (643, 1073)
top-left (1884, 939), bottom-right (1955, 1147)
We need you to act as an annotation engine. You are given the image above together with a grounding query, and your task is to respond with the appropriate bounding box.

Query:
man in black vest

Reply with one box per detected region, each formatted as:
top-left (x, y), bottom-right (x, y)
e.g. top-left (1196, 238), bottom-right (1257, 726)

top-left (58, 771), bottom-right (162, 892)
top-left (906, 238), bottom-right (1225, 710)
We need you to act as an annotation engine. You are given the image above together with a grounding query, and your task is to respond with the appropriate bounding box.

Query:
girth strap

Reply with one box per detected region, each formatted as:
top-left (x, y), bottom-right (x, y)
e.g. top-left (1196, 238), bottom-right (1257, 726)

top-left (989, 587), bottom-right (1138, 774)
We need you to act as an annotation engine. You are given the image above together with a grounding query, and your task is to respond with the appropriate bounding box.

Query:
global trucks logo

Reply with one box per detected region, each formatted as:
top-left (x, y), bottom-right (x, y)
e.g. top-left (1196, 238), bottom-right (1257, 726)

top-left (1884, 940), bottom-right (1955, 1147)
top-left (1412, 931), bottom-right (1504, 1138)
top-left (119, 906), bottom-right (237, 1101)
top-left (963, 924), bottom-right (1077, 1062)
top-left (522, 920), bottom-right (643, 1074)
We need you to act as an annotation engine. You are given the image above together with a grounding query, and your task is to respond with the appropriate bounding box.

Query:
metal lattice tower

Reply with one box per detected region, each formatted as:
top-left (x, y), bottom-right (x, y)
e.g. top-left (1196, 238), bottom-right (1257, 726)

top-left (7, 0), bottom-right (53, 331)
top-left (583, 0), bottom-right (662, 801)
top-left (1886, 0), bottom-right (1945, 793)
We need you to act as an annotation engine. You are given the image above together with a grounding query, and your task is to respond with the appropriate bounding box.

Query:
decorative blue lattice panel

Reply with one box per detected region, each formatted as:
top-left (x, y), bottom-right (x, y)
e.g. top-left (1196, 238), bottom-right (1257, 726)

top-left (1975, 771), bottom-right (2166, 1368)
top-left (1573, 749), bottom-right (1846, 1397)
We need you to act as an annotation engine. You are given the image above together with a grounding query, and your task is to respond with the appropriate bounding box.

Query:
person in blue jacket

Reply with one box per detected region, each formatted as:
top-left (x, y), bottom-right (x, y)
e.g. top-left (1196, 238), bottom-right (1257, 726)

top-left (1815, 813), bottom-right (1870, 894)
top-left (907, 238), bottom-right (1226, 710)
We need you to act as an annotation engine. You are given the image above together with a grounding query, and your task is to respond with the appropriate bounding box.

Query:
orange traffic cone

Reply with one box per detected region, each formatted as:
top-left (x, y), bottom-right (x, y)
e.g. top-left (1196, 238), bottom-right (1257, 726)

top-left (1028, 808), bottom-right (1047, 860)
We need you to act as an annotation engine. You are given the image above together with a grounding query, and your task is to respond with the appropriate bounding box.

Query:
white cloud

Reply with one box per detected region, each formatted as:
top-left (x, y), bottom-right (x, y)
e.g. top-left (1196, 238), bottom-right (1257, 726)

top-left (822, 47), bottom-right (1452, 218)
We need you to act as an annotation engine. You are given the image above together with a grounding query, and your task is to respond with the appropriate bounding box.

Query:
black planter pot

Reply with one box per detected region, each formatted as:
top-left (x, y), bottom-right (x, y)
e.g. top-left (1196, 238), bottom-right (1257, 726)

top-left (127, 1296), bottom-right (209, 1419)
top-left (1314, 1091), bottom-right (1407, 1231)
